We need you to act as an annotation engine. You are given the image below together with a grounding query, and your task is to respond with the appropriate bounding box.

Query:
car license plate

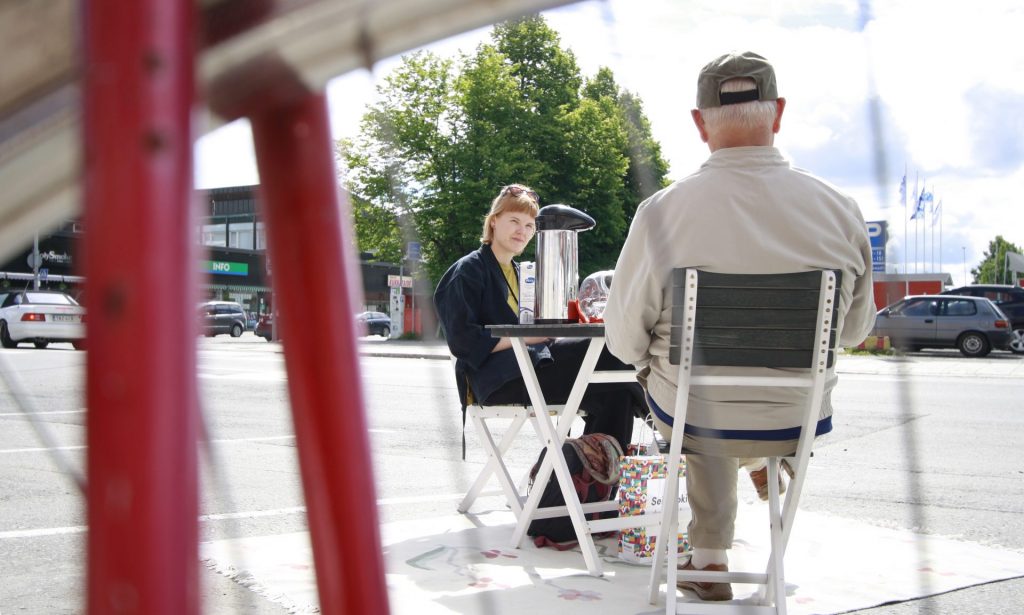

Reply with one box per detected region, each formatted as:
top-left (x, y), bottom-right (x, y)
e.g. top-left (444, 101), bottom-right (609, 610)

top-left (52, 314), bottom-right (78, 322)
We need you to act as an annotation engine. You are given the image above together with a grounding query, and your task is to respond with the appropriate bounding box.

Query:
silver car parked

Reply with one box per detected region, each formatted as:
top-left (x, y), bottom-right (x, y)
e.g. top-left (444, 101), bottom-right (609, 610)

top-left (872, 294), bottom-right (1013, 357)
top-left (199, 300), bottom-right (248, 337)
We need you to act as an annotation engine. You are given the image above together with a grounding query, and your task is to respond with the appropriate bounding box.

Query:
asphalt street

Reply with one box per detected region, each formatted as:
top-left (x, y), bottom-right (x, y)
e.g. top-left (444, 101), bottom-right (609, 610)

top-left (0, 334), bottom-right (1022, 614)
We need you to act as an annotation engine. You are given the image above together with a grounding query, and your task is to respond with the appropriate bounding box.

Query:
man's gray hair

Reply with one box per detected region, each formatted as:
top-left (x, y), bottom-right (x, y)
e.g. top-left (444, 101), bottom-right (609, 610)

top-left (700, 78), bottom-right (777, 132)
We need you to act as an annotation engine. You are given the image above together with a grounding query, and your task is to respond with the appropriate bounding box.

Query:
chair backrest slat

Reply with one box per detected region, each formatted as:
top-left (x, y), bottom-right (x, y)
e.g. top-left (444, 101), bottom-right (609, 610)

top-left (669, 268), bottom-right (841, 369)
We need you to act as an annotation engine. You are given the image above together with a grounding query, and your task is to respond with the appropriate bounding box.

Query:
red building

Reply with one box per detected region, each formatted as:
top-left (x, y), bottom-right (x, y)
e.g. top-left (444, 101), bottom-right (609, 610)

top-left (871, 272), bottom-right (954, 310)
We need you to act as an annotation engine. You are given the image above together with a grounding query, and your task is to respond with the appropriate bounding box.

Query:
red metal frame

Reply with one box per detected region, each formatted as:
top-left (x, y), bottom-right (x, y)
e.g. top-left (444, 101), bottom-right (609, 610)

top-left (83, 1), bottom-right (388, 612)
top-left (250, 95), bottom-right (389, 614)
top-left (83, 1), bottom-right (200, 613)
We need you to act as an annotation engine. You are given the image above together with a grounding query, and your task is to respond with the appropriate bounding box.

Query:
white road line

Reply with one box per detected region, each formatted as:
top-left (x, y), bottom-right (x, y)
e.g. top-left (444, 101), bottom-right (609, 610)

top-left (0, 492), bottom-right (493, 540)
top-left (0, 507), bottom-right (305, 539)
top-left (0, 525), bottom-right (86, 539)
top-left (0, 432), bottom-right (394, 455)
top-left (0, 444), bottom-right (86, 454)
top-left (208, 435), bottom-right (295, 444)
top-left (200, 506), bottom-right (307, 521)
top-left (198, 373), bottom-right (287, 381)
top-left (0, 435), bottom-right (291, 455)
top-left (0, 410), bottom-right (85, 417)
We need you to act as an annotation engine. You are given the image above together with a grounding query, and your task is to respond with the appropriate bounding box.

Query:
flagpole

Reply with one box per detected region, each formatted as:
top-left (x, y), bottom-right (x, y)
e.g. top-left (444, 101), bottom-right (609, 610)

top-left (937, 199), bottom-right (943, 283)
top-left (901, 165), bottom-right (908, 295)
top-left (917, 180), bottom-right (931, 274)
top-left (914, 172), bottom-right (919, 274)
top-left (930, 189), bottom-right (935, 272)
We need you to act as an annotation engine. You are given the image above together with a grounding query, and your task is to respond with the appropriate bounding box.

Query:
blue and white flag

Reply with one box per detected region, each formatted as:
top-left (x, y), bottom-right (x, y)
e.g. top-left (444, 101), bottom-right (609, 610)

top-left (931, 199), bottom-right (942, 227)
top-left (911, 188), bottom-right (932, 220)
top-left (898, 172), bottom-right (907, 207)
top-left (920, 189), bottom-right (934, 209)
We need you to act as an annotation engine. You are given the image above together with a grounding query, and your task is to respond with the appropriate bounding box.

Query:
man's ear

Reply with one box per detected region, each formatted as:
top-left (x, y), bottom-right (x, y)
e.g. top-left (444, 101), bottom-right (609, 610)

top-left (691, 109), bottom-right (709, 143)
top-left (772, 98), bottom-right (786, 134)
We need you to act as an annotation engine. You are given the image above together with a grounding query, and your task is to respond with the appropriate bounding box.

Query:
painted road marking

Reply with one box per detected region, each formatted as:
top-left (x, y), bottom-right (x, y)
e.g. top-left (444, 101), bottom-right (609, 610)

top-left (0, 431), bottom-right (394, 455)
top-left (0, 492), bottom-right (497, 540)
top-left (0, 410), bottom-right (85, 417)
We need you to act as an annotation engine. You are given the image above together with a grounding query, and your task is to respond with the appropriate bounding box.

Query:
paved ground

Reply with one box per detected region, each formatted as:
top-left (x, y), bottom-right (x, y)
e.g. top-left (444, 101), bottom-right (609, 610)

top-left (232, 335), bottom-right (1024, 613)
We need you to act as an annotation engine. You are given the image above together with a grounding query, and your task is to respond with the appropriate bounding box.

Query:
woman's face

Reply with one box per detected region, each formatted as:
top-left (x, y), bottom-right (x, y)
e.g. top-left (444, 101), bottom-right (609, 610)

top-left (490, 209), bottom-right (536, 259)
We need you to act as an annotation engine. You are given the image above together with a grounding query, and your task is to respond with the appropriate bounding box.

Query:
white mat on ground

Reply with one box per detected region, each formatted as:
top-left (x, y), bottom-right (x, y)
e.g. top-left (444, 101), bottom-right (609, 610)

top-left (201, 501), bottom-right (1024, 615)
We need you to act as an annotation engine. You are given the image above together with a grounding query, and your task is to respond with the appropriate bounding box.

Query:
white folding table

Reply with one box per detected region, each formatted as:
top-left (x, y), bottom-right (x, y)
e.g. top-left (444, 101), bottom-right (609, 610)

top-left (486, 323), bottom-right (664, 576)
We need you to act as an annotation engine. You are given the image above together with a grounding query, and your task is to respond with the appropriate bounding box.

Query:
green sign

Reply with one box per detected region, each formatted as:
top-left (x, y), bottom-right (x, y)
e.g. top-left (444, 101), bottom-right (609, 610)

top-left (203, 260), bottom-right (248, 277)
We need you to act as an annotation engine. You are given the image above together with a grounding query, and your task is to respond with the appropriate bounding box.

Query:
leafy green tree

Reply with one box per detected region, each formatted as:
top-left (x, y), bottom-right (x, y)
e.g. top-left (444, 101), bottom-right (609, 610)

top-left (558, 96), bottom-right (629, 272)
top-left (337, 141), bottom-right (402, 263)
top-left (971, 235), bottom-right (1023, 284)
top-left (341, 52), bottom-right (461, 275)
top-left (492, 16), bottom-right (582, 116)
top-left (341, 15), bottom-right (669, 285)
top-left (434, 44), bottom-right (547, 269)
top-left (583, 67), bottom-right (670, 226)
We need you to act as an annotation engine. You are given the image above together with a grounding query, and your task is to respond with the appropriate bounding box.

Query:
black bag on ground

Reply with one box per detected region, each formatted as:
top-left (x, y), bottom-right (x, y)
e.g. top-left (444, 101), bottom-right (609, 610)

top-left (526, 433), bottom-right (623, 545)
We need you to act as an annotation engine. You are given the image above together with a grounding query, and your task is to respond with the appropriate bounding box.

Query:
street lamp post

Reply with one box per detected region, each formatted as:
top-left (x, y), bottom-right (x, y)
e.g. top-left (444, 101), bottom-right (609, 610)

top-left (32, 233), bottom-right (40, 290)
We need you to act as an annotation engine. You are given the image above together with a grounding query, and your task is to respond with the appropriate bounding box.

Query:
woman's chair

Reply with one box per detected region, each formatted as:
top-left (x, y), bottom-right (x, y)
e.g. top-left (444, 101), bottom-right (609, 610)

top-left (450, 355), bottom-right (567, 520)
top-left (649, 268), bottom-right (841, 615)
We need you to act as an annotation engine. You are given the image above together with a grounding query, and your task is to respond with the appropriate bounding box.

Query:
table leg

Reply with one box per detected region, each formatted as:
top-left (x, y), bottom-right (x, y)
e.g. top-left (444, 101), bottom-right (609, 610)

top-left (507, 338), bottom-right (607, 576)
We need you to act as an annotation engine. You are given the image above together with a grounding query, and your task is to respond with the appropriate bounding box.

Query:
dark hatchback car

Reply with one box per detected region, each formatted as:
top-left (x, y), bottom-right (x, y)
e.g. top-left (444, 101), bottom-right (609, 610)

top-left (356, 311), bottom-right (391, 338)
top-left (942, 284), bottom-right (1024, 354)
top-left (199, 301), bottom-right (247, 337)
top-left (872, 295), bottom-right (1012, 357)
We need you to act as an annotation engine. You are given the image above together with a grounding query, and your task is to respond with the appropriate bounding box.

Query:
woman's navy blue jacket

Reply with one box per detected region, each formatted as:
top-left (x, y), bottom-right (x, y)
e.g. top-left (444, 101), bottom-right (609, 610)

top-left (434, 244), bottom-right (550, 407)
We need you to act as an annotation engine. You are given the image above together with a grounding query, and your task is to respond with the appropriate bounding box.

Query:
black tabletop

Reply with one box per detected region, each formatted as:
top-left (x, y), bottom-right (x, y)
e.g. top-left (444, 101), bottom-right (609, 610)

top-left (486, 323), bottom-right (606, 338)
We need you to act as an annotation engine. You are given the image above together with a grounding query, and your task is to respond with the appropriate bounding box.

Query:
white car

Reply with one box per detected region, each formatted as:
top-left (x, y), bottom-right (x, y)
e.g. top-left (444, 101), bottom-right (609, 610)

top-left (0, 290), bottom-right (85, 350)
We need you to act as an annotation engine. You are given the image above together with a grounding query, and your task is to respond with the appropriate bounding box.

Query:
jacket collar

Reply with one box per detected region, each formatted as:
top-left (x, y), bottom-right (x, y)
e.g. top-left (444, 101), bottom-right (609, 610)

top-left (480, 244), bottom-right (519, 319)
top-left (480, 243), bottom-right (518, 274)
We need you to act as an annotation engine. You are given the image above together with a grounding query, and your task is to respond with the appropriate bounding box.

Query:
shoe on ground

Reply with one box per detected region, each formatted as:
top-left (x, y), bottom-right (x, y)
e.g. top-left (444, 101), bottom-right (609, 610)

top-left (676, 558), bottom-right (733, 601)
top-left (749, 463), bottom-right (787, 501)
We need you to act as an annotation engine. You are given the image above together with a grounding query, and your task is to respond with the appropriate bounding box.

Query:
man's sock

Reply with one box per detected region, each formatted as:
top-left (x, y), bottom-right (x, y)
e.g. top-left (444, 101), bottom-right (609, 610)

top-left (691, 548), bottom-right (728, 568)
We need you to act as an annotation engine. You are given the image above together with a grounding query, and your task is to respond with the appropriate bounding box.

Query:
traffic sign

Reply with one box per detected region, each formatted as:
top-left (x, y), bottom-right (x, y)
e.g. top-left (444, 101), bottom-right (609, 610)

top-left (388, 275), bottom-right (413, 288)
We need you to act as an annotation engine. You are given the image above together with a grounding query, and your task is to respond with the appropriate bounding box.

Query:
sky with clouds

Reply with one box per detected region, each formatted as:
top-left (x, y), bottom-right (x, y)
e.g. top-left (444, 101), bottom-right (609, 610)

top-left (195, 0), bottom-right (1024, 286)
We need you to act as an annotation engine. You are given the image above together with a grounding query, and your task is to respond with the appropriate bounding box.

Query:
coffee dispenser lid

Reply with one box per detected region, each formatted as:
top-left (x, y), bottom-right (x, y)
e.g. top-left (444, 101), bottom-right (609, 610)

top-left (535, 204), bottom-right (596, 232)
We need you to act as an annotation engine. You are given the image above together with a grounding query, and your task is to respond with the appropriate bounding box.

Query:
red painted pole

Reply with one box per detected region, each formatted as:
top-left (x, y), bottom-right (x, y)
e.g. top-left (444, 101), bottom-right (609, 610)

top-left (250, 96), bottom-right (389, 614)
top-left (82, 1), bottom-right (200, 613)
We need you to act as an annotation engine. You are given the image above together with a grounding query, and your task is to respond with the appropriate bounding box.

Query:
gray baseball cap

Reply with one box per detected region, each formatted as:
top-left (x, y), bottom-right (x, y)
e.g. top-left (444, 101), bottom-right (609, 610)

top-left (696, 51), bottom-right (778, 109)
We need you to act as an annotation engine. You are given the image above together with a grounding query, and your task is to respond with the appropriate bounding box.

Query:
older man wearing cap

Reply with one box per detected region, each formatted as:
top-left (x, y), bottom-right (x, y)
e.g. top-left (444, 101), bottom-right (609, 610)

top-left (604, 51), bottom-right (875, 601)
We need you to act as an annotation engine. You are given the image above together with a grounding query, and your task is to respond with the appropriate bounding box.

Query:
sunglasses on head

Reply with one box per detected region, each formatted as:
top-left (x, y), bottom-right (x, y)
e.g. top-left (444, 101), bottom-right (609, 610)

top-left (501, 185), bottom-right (540, 203)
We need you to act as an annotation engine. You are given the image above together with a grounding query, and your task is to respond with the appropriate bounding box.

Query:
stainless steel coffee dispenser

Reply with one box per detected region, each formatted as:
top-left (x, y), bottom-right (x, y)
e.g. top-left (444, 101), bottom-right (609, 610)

top-left (534, 204), bottom-right (595, 323)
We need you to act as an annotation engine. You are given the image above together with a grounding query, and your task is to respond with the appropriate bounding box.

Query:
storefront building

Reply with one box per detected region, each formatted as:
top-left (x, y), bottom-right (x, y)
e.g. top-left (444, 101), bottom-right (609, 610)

top-left (1, 184), bottom-right (405, 320)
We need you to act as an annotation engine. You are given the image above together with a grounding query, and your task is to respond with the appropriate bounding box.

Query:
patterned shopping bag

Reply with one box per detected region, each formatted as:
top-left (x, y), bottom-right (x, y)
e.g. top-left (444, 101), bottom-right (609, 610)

top-left (617, 455), bottom-right (690, 563)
